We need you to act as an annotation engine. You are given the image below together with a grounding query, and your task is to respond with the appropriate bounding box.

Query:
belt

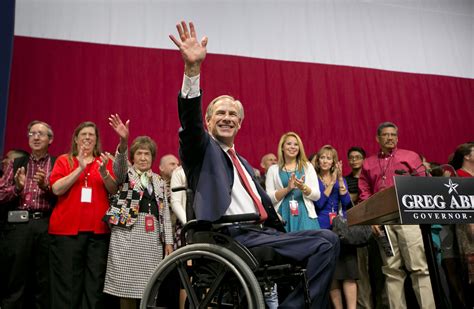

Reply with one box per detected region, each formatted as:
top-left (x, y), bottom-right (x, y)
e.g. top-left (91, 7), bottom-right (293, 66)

top-left (28, 211), bottom-right (50, 219)
top-left (221, 223), bottom-right (264, 237)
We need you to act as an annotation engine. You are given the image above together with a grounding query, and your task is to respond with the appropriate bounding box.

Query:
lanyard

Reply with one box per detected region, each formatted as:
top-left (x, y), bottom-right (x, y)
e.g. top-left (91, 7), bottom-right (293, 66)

top-left (377, 150), bottom-right (396, 188)
top-left (83, 163), bottom-right (93, 188)
top-left (284, 163), bottom-right (298, 200)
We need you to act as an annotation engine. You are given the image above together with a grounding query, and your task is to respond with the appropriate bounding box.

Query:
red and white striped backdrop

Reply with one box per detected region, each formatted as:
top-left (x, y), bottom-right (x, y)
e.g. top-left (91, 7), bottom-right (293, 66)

top-left (5, 0), bottom-right (473, 169)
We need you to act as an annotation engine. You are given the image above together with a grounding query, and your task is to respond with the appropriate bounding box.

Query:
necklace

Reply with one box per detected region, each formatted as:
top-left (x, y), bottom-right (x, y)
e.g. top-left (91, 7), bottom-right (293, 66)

top-left (283, 163), bottom-right (298, 177)
top-left (377, 150), bottom-right (396, 187)
top-left (283, 161), bottom-right (297, 172)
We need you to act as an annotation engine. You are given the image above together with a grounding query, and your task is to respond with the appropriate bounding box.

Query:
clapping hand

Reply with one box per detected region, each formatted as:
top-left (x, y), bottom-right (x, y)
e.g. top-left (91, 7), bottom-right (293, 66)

top-left (33, 168), bottom-right (48, 190)
top-left (335, 160), bottom-right (343, 178)
top-left (294, 175), bottom-right (306, 191)
top-left (287, 173), bottom-right (297, 190)
top-left (14, 167), bottom-right (26, 191)
top-left (77, 146), bottom-right (87, 170)
top-left (98, 152), bottom-right (110, 178)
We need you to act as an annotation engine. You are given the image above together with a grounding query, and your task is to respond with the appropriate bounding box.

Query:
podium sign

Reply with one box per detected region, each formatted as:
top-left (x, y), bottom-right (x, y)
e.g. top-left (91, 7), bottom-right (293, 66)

top-left (394, 176), bottom-right (474, 224)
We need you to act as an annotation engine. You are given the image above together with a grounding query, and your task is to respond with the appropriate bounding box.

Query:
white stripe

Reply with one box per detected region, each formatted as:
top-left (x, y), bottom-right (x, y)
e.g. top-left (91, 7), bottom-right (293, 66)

top-left (15, 0), bottom-right (473, 78)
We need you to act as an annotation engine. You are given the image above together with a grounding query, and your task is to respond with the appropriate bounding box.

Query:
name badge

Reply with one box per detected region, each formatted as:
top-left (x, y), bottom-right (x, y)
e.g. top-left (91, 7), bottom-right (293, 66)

top-left (81, 187), bottom-right (92, 203)
top-left (329, 211), bottom-right (337, 225)
top-left (289, 199), bottom-right (299, 216)
top-left (145, 214), bottom-right (155, 232)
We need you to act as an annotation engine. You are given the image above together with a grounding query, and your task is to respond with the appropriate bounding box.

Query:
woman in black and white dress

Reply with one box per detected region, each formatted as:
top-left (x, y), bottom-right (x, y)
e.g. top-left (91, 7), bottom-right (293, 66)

top-left (103, 114), bottom-right (173, 309)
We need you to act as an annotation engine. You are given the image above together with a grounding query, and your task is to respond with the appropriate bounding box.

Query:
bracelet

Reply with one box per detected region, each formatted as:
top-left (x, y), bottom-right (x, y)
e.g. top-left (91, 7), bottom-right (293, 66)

top-left (303, 185), bottom-right (310, 195)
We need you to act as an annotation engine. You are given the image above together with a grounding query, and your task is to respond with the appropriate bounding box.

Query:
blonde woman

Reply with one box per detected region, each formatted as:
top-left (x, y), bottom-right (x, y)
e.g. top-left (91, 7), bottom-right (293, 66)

top-left (265, 132), bottom-right (320, 232)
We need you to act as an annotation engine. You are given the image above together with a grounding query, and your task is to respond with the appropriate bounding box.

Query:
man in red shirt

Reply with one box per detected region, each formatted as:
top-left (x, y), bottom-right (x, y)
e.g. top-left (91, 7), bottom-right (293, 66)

top-left (358, 122), bottom-right (435, 309)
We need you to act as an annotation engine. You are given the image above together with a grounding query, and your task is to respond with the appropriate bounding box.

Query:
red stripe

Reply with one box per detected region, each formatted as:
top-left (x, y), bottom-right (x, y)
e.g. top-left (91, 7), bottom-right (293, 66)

top-left (6, 36), bottom-right (474, 169)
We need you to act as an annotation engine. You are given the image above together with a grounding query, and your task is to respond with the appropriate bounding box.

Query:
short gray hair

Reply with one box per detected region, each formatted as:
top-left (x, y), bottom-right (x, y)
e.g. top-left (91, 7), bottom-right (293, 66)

top-left (27, 120), bottom-right (54, 139)
top-left (205, 95), bottom-right (244, 122)
top-left (377, 122), bottom-right (398, 136)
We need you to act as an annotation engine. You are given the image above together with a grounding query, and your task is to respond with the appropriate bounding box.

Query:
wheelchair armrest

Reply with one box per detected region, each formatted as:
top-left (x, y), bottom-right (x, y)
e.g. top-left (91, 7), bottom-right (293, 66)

top-left (180, 219), bottom-right (212, 245)
top-left (180, 214), bottom-right (260, 246)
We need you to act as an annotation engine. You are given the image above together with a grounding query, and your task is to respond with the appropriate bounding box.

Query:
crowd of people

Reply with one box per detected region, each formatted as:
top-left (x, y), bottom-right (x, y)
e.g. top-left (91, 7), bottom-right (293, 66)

top-left (0, 21), bottom-right (473, 309)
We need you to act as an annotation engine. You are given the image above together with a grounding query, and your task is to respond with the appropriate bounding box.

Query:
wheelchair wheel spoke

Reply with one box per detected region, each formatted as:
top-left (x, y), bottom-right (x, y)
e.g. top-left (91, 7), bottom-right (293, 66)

top-left (175, 259), bottom-right (200, 308)
top-left (199, 264), bottom-right (229, 309)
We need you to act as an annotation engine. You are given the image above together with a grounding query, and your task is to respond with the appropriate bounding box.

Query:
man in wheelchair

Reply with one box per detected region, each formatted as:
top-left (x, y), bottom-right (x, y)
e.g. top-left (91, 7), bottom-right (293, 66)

top-left (161, 21), bottom-right (340, 308)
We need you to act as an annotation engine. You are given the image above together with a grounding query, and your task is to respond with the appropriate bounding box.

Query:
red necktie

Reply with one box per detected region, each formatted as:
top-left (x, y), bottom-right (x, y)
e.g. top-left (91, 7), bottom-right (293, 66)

top-left (227, 149), bottom-right (268, 223)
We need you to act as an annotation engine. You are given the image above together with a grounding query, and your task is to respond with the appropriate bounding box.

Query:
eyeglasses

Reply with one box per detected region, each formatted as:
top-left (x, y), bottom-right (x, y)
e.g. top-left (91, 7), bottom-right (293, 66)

top-left (379, 133), bottom-right (398, 138)
top-left (28, 131), bottom-right (48, 138)
top-left (348, 155), bottom-right (363, 161)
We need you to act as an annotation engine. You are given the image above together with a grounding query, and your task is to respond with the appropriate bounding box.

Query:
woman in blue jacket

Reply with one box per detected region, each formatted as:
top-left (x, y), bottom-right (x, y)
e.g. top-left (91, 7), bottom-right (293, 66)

top-left (314, 144), bottom-right (356, 309)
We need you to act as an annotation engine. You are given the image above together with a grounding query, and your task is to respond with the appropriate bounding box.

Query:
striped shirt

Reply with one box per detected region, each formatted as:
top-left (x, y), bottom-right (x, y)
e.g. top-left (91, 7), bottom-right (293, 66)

top-left (0, 154), bottom-right (54, 212)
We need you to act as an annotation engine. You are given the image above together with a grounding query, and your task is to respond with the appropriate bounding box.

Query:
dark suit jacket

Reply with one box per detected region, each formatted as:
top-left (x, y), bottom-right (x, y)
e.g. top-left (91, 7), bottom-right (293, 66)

top-left (178, 94), bottom-right (284, 232)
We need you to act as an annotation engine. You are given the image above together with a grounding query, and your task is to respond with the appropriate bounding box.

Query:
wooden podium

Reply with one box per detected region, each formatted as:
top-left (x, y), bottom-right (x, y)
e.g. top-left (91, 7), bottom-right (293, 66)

top-left (347, 186), bottom-right (400, 226)
top-left (347, 176), bottom-right (474, 308)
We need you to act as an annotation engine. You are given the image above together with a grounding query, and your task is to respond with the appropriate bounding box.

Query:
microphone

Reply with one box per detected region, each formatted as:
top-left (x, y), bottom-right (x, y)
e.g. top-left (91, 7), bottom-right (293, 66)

top-left (426, 164), bottom-right (458, 177)
top-left (395, 162), bottom-right (426, 176)
top-left (395, 169), bottom-right (407, 175)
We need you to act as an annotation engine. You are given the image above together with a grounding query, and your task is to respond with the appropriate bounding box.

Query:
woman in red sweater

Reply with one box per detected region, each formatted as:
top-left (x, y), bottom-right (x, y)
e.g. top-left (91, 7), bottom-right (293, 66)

top-left (49, 121), bottom-right (117, 309)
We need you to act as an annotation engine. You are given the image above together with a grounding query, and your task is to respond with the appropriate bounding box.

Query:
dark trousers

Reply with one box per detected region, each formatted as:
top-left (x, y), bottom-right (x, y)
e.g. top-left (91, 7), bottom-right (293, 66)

top-left (50, 233), bottom-right (109, 309)
top-left (367, 237), bottom-right (389, 309)
top-left (231, 227), bottom-right (340, 309)
top-left (0, 217), bottom-right (50, 309)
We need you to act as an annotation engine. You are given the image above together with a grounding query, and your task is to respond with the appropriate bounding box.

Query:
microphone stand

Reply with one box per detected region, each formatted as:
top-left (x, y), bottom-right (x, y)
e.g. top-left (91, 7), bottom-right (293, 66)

top-left (401, 165), bottom-right (452, 309)
top-left (419, 225), bottom-right (448, 308)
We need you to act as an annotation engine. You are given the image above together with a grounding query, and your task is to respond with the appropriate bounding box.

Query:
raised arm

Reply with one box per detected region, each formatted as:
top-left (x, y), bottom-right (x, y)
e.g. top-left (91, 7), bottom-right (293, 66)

top-left (171, 22), bottom-right (210, 179)
top-left (169, 21), bottom-right (208, 77)
top-left (109, 114), bottom-right (130, 185)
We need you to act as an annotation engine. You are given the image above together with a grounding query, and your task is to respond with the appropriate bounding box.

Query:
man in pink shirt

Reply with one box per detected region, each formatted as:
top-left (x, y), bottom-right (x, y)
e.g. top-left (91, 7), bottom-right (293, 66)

top-left (359, 121), bottom-right (435, 309)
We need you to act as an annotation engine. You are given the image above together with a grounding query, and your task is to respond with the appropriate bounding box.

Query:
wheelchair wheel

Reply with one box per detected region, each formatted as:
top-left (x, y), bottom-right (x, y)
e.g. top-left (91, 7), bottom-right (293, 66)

top-left (141, 243), bottom-right (265, 309)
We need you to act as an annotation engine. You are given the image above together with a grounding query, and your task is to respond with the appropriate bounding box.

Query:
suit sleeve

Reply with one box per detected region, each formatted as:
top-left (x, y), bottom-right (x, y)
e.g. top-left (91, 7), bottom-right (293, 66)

top-left (178, 93), bottom-right (208, 171)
